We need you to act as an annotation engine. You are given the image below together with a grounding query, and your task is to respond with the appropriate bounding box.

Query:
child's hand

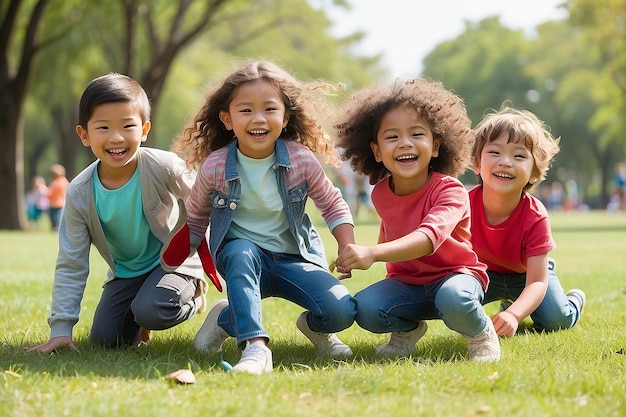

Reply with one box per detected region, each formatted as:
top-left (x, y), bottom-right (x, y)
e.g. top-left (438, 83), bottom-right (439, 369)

top-left (25, 336), bottom-right (78, 354)
top-left (491, 311), bottom-right (519, 337)
top-left (329, 260), bottom-right (352, 280)
top-left (336, 244), bottom-right (376, 272)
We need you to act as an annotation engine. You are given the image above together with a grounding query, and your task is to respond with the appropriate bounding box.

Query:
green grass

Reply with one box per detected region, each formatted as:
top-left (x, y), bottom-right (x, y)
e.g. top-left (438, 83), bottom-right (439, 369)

top-left (1, 211), bottom-right (625, 417)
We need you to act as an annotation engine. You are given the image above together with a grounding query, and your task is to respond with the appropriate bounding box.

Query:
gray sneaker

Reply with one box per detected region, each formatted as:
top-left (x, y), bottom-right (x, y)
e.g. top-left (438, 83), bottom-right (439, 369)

top-left (193, 299), bottom-right (229, 352)
top-left (232, 343), bottom-right (273, 375)
top-left (375, 321), bottom-right (428, 357)
top-left (296, 312), bottom-right (353, 357)
top-left (465, 320), bottom-right (501, 362)
top-left (566, 289), bottom-right (586, 315)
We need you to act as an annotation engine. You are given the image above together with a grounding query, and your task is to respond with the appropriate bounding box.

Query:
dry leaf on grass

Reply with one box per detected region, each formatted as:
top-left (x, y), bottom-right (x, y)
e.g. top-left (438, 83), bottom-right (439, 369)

top-left (165, 369), bottom-right (196, 384)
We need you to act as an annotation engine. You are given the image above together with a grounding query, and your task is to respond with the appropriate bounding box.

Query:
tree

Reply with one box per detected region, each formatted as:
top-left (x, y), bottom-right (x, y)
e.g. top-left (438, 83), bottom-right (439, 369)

top-left (8, 0), bottom-right (381, 230)
top-left (0, 0), bottom-right (53, 230)
top-left (422, 17), bottom-right (534, 125)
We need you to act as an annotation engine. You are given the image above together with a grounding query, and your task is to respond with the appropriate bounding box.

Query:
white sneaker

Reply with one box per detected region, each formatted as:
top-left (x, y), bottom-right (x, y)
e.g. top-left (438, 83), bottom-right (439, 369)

top-left (375, 321), bottom-right (428, 357)
top-left (465, 320), bottom-right (501, 362)
top-left (232, 343), bottom-right (273, 375)
top-left (566, 289), bottom-right (586, 315)
top-left (296, 312), bottom-right (353, 357)
top-left (193, 299), bottom-right (229, 352)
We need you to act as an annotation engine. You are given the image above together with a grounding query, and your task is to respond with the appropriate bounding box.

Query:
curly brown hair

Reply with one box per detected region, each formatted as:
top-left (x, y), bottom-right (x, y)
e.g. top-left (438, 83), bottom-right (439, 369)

top-left (472, 105), bottom-right (560, 191)
top-left (172, 60), bottom-right (338, 168)
top-left (335, 78), bottom-right (474, 185)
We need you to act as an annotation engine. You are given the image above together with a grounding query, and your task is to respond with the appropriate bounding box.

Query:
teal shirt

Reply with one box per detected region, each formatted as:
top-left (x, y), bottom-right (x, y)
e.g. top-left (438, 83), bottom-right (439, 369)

top-left (93, 166), bottom-right (161, 278)
top-left (225, 150), bottom-right (299, 254)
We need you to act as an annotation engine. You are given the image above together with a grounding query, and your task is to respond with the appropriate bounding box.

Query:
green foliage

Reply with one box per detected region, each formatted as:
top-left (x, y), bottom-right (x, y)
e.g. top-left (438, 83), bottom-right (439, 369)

top-left (1, 211), bottom-right (626, 416)
top-left (423, 17), bottom-right (534, 124)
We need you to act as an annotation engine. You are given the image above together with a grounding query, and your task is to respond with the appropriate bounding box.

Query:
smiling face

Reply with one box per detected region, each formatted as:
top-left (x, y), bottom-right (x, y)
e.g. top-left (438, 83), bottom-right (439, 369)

top-left (219, 79), bottom-right (289, 159)
top-left (474, 133), bottom-right (536, 198)
top-left (370, 104), bottom-right (440, 195)
top-left (76, 101), bottom-right (150, 187)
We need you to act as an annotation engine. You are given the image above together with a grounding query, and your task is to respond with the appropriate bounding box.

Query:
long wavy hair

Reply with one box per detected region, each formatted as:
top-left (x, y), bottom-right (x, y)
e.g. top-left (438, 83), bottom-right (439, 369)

top-left (172, 60), bottom-right (338, 168)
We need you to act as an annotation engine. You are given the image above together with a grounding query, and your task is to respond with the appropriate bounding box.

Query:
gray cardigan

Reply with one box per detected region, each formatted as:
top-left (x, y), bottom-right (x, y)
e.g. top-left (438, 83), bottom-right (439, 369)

top-left (48, 147), bottom-right (205, 339)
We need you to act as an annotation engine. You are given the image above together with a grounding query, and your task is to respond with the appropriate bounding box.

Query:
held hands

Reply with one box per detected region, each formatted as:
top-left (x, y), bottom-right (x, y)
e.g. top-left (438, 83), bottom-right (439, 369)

top-left (332, 243), bottom-right (376, 278)
top-left (491, 311), bottom-right (519, 337)
top-left (25, 336), bottom-right (78, 354)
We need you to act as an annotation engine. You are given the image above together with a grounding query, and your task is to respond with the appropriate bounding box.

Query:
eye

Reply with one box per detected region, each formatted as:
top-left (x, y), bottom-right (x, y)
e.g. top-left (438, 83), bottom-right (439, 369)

top-left (124, 124), bottom-right (137, 129)
top-left (265, 107), bottom-right (278, 112)
top-left (239, 108), bottom-right (251, 113)
top-left (96, 125), bottom-right (109, 131)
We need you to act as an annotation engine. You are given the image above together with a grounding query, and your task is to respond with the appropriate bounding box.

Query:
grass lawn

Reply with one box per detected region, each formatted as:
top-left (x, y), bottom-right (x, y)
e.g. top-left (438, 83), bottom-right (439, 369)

top-left (1, 210), bottom-right (625, 416)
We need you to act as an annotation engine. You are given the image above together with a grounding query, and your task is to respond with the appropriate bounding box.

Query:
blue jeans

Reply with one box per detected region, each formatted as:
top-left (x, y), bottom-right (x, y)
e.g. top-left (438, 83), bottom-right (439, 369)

top-left (355, 274), bottom-right (489, 338)
top-left (483, 262), bottom-right (580, 331)
top-left (215, 239), bottom-right (357, 346)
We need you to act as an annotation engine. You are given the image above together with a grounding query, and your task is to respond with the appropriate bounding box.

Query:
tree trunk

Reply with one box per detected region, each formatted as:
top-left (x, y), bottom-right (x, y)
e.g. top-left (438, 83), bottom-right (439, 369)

top-left (0, 91), bottom-right (27, 230)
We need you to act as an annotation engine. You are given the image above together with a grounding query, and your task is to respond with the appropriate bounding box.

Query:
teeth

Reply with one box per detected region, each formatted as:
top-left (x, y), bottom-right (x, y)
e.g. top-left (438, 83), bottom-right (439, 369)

top-left (494, 173), bottom-right (513, 179)
top-left (396, 155), bottom-right (416, 161)
top-left (249, 130), bottom-right (267, 135)
top-left (108, 149), bottom-right (125, 154)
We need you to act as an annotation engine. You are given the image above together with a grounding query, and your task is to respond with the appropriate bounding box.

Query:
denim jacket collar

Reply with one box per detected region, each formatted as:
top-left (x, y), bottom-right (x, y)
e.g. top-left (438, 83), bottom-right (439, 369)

top-left (225, 138), bottom-right (292, 181)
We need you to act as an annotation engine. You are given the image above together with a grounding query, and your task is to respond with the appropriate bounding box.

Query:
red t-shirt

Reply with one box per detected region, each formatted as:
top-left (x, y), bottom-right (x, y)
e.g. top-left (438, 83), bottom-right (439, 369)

top-left (469, 185), bottom-right (556, 274)
top-left (373, 172), bottom-right (489, 289)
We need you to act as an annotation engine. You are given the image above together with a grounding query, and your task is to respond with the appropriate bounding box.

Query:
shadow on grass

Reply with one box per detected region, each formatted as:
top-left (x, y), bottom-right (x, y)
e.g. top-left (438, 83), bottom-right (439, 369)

top-left (2, 332), bottom-right (488, 379)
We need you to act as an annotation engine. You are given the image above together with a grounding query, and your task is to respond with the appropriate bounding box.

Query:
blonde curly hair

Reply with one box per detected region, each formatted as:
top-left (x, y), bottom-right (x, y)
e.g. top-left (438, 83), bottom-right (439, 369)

top-left (472, 105), bottom-right (560, 191)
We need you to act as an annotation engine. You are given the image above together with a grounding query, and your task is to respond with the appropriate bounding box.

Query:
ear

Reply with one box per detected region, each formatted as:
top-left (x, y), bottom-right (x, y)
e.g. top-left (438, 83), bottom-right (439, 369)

top-left (219, 111), bottom-right (233, 130)
top-left (141, 120), bottom-right (151, 143)
top-left (431, 138), bottom-right (441, 158)
top-left (370, 141), bottom-right (382, 162)
top-left (472, 156), bottom-right (481, 175)
top-left (76, 125), bottom-right (90, 147)
top-left (282, 110), bottom-right (290, 129)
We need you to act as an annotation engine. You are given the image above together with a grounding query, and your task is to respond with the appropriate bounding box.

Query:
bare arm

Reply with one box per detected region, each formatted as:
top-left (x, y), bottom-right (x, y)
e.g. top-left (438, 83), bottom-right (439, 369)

top-left (337, 230), bottom-right (433, 272)
top-left (331, 223), bottom-right (355, 279)
top-left (491, 253), bottom-right (549, 337)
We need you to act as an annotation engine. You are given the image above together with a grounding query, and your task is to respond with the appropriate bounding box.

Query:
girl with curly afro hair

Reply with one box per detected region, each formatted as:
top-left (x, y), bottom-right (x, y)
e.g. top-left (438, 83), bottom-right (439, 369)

top-left (333, 78), bottom-right (500, 362)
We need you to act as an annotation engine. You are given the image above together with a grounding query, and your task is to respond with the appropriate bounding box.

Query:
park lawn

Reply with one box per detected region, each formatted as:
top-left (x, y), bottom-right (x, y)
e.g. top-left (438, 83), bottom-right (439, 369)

top-left (1, 210), bottom-right (625, 417)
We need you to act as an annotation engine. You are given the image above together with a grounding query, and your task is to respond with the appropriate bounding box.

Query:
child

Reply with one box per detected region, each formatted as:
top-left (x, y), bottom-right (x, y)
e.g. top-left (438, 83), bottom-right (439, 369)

top-left (25, 175), bottom-right (49, 230)
top-left (470, 106), bottom-right (585, 337)
top-left (335, 78), bottom-right (500, 362)
top-left (26, 73), bottom-right (207, 353)
top-left (170, 60), bottom-right (357, 374)
top-left (47, 164), bottom-right (69, 230)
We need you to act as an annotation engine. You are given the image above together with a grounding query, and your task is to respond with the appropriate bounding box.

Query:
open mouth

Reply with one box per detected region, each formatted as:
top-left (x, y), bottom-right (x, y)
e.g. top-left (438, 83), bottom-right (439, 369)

top-left (248, 129), bottom-right (269, 138)
top-left (107, 148), bottom-right (127, 158)
top-left (493, 172), bottom-right (514, 180)
top-left (396, 154), bottom-right (417, 163)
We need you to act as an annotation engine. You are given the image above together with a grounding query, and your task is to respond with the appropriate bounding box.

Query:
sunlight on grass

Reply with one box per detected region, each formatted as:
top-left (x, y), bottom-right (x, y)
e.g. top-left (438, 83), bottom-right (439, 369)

top-left (1, 211), bottom-right (625, 416)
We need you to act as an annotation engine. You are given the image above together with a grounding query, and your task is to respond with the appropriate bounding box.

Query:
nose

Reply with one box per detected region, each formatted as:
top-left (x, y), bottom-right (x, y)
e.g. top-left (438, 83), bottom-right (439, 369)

top-left (251, 111), bottom-right (265, 123)
top-left (398, 135), bottom-right (413, 147)
top-left (498, 155), bottom-right (513, 167)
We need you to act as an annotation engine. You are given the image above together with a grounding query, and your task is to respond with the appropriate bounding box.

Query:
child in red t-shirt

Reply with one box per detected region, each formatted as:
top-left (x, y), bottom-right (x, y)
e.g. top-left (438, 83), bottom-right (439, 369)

top-left (470, 106), bottom-right (584, 337)
top-left (335, 78), bottom-right (500, 362)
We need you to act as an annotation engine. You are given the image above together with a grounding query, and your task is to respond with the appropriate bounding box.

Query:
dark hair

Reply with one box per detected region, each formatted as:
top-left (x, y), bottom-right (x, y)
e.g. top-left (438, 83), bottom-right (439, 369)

top-left (173, 60), bottom-right (337, 168)
top-left (77, 73), bottom-right (151, 128)
top-left (336, 78), bottom-right (474, 184)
